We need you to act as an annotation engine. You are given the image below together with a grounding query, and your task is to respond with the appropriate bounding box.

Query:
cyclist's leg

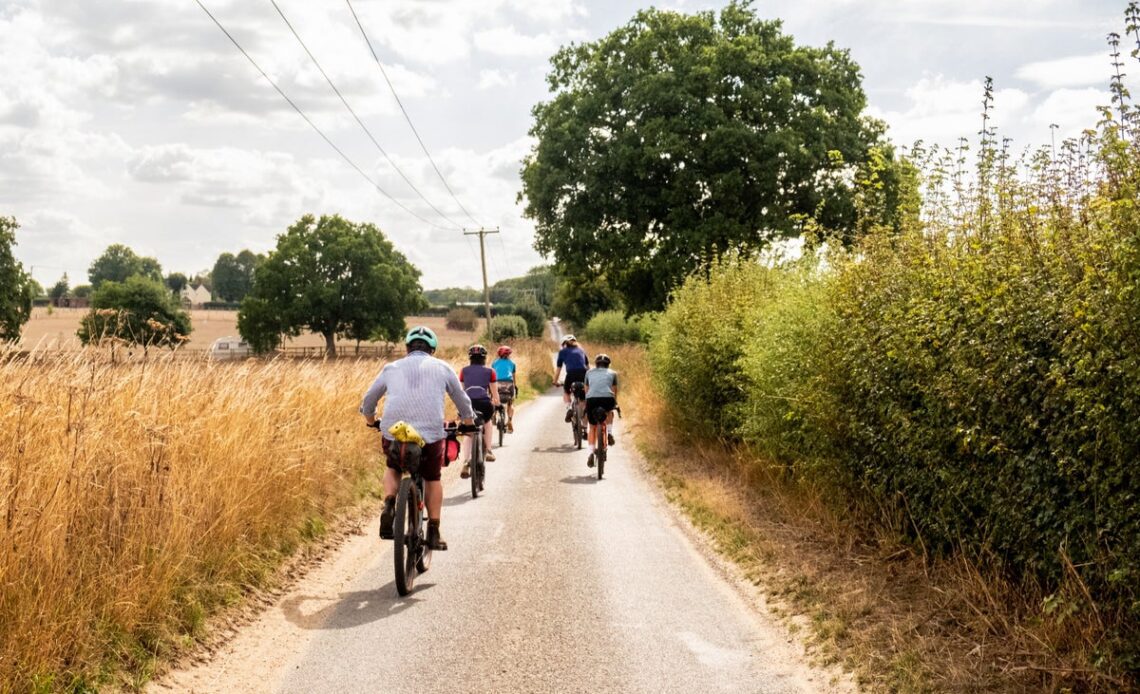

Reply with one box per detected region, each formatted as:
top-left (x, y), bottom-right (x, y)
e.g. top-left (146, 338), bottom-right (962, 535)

top-left (421, 441), bottom-right (447, 549)
top-left (425, 480), bottom-right (443, 518)
top-left (383, 466), bottom-right (399, 499)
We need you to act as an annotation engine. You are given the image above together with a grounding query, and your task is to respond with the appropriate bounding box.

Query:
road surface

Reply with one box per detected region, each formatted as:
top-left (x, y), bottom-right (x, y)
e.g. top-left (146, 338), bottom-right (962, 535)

top-left (155, 390), bottom-right (850, 694)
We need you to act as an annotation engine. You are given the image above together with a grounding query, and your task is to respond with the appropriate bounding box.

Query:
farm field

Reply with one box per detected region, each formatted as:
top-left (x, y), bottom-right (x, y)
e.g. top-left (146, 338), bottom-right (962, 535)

top-left (16, 309), bottom-right (479, 352)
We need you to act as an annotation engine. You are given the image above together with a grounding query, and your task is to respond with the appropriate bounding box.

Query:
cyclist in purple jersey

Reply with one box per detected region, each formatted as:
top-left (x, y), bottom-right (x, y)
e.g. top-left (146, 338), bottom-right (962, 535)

top-left (459, 344), bottom-right (500, 475)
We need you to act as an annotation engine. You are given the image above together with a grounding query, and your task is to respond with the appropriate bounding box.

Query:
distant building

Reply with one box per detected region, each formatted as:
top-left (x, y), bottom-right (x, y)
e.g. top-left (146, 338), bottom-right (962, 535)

top-left (208, 336), bottom-right (251, 361)
top-left (180, 284), bottom-right (212, 308)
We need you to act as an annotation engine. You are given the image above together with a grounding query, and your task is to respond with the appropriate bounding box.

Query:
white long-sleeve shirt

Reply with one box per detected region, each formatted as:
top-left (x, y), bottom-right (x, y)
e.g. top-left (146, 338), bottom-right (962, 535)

top-left (359, 351), bottom-right (475, 444)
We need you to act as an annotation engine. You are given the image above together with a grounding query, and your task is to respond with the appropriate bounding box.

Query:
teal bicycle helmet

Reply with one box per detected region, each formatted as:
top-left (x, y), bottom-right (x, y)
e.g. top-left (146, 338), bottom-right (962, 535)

top-left (405, 325), bottom-right (438, 352)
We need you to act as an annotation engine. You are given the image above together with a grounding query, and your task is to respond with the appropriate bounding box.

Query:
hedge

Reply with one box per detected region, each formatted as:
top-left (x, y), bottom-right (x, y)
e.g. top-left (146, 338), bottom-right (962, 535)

top-left (650, 123), bottom-right (1140, 675)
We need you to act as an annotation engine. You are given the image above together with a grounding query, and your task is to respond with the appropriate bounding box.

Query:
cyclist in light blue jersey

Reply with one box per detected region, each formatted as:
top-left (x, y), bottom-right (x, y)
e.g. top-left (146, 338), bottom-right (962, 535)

top-left (491, 345), bottom-right (518, 432)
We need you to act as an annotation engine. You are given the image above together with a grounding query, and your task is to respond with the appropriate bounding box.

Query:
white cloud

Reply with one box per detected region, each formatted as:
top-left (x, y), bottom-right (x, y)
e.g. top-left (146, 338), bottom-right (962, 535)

top-left (474, 26), bottom-right (561, 58)
top-left (1015, 53), bottom-right (1114, 89)
top-left (478, 69), bottom-right (517, 90)
top-left (1030, 87), bottom-right (1109, 139)
top-left (869, 75), bottom-right (1030, 149)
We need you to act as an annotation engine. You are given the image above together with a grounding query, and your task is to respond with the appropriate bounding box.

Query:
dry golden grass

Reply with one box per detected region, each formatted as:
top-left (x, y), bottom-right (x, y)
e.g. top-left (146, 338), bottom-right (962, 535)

top-left (614, 344), bottom-right (1132, 694)
top-left (0, 338), bottom-right (555, 692)
top-left (0, 352), bottom-right (388, 691)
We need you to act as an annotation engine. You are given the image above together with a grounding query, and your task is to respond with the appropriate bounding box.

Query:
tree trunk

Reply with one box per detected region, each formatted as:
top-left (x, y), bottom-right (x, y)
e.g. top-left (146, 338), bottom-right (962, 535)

top-left (324, 331), bottom-right (337, 359)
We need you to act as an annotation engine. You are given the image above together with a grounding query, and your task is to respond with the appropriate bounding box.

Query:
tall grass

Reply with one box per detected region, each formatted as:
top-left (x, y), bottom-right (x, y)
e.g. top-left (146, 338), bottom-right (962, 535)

top-left (0, 340), bottom-right (557, 691)
top-left (0, 352), bottom-right (383, 691)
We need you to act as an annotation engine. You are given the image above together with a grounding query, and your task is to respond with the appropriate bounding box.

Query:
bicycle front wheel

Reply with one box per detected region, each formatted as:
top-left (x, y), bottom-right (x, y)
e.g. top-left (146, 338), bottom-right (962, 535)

top-left (415, 478), bottom-right (431, 574)
top-left (393, 478), bottom-right (418, 596)
top-left (471, 438), bottom-right (482, 499)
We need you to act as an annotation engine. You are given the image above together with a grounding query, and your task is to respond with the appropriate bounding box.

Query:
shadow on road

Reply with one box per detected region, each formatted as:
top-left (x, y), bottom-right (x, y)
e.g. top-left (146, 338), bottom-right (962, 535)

top-left (443, 492), bottom-right (475, 507)
top-left (532, 445), bottom-right (580, 454)
top-left (281, 581), bottom-right (436, 630)
top-left (559, 475), bottom-right (599, 485)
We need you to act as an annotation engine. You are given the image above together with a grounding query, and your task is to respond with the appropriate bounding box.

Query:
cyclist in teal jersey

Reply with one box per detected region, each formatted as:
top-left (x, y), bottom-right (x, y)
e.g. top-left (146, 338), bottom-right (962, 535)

top-left (491, 345), bottom-right (518, 432)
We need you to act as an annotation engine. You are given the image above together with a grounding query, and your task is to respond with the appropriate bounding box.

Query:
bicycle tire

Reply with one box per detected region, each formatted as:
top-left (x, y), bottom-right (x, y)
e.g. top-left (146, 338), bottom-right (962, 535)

top-left (471, 435), bottom-right (481, 499)
top-left (497, 411), bottom-right (505, 448)
top-left (415, 478), bottom-right (432, 574)
top-left (393, 477), bottom-right (417, 596)
top-left (572, 403), bottom-right (583, 449)
top-left (597, 423), bottom-right (607, 479)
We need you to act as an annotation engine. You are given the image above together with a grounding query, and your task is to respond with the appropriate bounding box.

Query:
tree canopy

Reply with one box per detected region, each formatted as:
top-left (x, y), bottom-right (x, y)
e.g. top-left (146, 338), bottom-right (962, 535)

top-left (238, 214), bottom-right (426, 357)
top-left (0, 216), bottom-right (33, 342)
top-left (212, 250), bottom-right (263, 302)
top-left (88, 244), bottom-right (163, 289)
top-left (521, 1), bottom-right (909, 312)
top-left (165, 272), bottom-right (188, 294)
top-left (77, 276), bottom-right (192, 350)
top-left (49, 275), bottom-right (70, 302)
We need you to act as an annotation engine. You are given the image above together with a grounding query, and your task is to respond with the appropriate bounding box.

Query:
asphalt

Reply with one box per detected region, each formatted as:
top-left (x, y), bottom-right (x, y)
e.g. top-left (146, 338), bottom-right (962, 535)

top-left (274, 390), bottom-right (830, 694)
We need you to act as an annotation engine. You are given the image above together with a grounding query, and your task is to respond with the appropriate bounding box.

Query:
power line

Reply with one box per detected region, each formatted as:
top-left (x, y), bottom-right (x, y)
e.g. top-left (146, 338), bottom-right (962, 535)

top-left (268, 0), bottom-right (462, 230)
top-left (344, 0), bottom-right (484, 228)
top-left (192, 0), bottom-right (453, 231)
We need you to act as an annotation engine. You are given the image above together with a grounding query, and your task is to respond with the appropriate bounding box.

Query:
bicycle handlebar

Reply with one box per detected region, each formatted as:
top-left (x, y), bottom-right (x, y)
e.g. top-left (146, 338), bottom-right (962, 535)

top-left (446, 418), bottom-right (482, 435)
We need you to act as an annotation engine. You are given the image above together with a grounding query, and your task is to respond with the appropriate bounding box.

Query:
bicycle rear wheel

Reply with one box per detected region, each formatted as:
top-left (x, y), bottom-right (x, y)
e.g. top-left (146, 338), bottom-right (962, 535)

top-left (572, 404), bottom-right (583, 449)
top-left (498, 413), bottom-right (505, 448)
top-left (471, 436), bottom-right (482, 499)
top-left (393, 478), bottom-right (418, 595)
top-left (597, 426), bottom-right (606, 479)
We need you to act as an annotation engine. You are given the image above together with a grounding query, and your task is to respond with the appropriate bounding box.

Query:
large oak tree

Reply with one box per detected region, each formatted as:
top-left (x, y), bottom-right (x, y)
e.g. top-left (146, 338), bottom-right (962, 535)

top-left (237, 214), bottom-right (426, 357)
top-left (88, 244), bottom-right (163, 289)
top-left (521, 1), bottom-right (910, 312)
top-left (0, 216), bottom-right (33, 342)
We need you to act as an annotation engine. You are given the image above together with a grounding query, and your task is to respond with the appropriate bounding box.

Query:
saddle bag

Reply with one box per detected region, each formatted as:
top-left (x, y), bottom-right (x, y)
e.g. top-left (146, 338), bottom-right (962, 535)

top-left (386, 440), bottom-right (423, 475)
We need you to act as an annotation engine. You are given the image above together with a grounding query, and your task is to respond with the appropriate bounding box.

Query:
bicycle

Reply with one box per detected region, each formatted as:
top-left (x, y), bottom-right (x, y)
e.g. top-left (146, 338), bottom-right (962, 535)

top-left (464, 415), bottom-right (486, 499)
top-left (387, 439), bottom-right (431, 596)
top-left (493, 403), bottom-right (507, 448)
top-left (592, 406), bottom-right (621, 480)
top-left (569, 381), bottom-right (587, 449)
top-left (389, 422), bottom-right (475, 596)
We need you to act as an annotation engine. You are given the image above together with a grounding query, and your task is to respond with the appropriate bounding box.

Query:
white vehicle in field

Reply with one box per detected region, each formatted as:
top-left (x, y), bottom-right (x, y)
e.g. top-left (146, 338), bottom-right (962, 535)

top-left (208, 336), bottom-right (251, 360)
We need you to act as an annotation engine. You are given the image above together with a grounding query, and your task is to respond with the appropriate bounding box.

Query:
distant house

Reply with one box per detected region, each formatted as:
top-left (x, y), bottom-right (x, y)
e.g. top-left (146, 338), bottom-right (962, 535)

top-left (180, 284), bottom-right (212, 308)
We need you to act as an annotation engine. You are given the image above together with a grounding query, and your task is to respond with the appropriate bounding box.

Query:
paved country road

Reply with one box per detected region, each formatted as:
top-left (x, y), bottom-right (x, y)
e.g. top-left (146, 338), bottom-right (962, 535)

top-left (153, 391), bottom-right (852, 694)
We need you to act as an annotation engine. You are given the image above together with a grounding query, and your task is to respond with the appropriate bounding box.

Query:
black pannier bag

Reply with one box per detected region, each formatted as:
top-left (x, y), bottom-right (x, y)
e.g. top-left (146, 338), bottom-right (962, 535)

top-left (387, 441), bottom-right (423, 475)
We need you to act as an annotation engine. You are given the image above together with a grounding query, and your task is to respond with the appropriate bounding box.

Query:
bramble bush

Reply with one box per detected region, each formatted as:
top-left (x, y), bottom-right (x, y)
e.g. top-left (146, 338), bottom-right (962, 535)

top-left (483, 314), bottom-right (529, 342)
top-left (651, 45), bottom-right (1140, 678)
top-left (580, 310), bottom-right (656, 344)
top-left (445, 307), bottom-right (477, 331)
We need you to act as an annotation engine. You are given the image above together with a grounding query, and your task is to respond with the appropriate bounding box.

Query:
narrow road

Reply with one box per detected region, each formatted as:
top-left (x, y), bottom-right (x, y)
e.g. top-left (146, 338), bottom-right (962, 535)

top-left (157, 391), bottom-right (848, 693)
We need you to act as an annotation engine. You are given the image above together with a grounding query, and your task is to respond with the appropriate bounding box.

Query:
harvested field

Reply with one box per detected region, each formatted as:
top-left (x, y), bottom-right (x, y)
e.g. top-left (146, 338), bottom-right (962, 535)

top-left (16, 310), bottom-right (479, 352)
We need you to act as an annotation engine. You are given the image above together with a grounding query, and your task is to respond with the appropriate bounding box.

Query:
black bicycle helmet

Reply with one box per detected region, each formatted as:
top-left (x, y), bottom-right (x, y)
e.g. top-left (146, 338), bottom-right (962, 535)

top-left (595, 353), bottom-right (611, 367)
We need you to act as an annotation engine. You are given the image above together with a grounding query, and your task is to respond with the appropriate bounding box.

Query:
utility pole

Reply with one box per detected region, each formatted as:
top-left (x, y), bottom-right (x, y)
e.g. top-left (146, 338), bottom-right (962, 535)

top-left (464, 227), bottom-right (499, 342)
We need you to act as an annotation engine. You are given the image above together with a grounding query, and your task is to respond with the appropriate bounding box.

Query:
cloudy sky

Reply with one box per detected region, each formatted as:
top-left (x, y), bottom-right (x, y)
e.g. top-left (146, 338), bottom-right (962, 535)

top-left (1, 0), bottom-right (1132, 290)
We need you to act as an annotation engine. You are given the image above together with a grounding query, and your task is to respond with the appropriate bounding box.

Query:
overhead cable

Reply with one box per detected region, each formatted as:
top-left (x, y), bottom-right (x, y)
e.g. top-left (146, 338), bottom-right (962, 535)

top-left (269, 0), bottom-right (463, 229)
top-left (193, 0), bottom-right (453, 231)
top-left (344, 0), bottom-right (484, 228)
